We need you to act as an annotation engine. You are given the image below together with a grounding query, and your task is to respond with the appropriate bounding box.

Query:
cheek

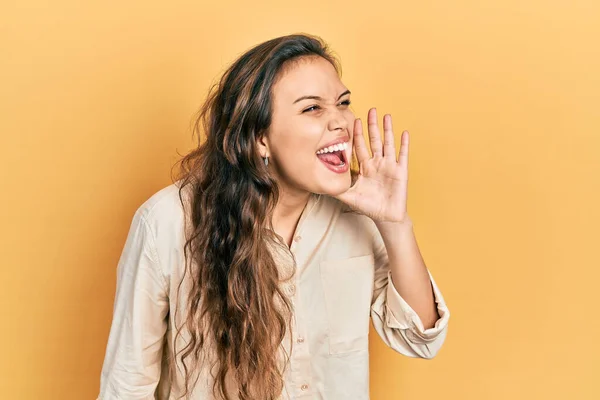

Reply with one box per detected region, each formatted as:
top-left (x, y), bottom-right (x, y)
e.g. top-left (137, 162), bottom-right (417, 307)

top-left (281, 123), bottom-right (323, 157)
top-left (345, 112), bottom-right (356, 148)
top-left (274, 138), bottom-right (319, 172)
top-left (345, 109), bottom-right (356, 121)
top-left (346, 112), bottom-right (356, 132)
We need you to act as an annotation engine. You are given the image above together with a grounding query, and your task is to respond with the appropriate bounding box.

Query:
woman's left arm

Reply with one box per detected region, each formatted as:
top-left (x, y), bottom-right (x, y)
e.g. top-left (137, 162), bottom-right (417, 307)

top-left (375, 217), bottom-right (440, 330)
top-left (369, 215), bottom-right (450, 359)
top-left (334, 107), bottom-right (451, 358)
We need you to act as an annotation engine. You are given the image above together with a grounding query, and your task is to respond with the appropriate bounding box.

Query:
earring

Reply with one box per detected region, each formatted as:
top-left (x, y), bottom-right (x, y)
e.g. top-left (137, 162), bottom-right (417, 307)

top-left (264, 156), bottom-right (269, 166)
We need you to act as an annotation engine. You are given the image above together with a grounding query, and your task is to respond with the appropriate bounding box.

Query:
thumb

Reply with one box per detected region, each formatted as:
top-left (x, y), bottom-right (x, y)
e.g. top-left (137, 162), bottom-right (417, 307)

top-left (332, 187), bottom-right (355, 207)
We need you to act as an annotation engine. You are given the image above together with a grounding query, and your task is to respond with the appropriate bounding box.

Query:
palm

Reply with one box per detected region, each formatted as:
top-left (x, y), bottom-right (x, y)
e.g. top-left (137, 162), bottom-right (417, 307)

top-left (334, 108), bottom-right (409, 223)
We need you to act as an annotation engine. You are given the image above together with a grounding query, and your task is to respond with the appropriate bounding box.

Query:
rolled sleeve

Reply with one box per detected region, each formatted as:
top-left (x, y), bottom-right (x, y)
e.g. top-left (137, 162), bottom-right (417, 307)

top-left (369, 222), bottom-right (450, 359)
top-left (384, 269), bottom-right (450, 342)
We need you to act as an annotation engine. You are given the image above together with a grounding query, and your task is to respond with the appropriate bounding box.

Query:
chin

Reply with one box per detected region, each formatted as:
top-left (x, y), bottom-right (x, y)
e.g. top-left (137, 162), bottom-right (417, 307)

top-left (314, 172), bottom-right (351, 196)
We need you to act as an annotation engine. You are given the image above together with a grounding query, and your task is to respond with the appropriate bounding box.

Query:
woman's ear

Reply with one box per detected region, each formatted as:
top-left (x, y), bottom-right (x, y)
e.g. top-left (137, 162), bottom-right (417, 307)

top-left (256, 132), bottom-right (270, 158)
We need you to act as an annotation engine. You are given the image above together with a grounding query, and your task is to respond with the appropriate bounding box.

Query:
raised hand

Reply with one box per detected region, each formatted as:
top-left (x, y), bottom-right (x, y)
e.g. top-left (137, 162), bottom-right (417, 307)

top-left (334, 108), bottom-right (410, 224)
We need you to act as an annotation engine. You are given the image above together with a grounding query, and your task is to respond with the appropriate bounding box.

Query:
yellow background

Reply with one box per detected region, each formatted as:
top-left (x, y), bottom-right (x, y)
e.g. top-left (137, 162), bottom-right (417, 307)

top-left (2, 1), bottom-right (598, 399)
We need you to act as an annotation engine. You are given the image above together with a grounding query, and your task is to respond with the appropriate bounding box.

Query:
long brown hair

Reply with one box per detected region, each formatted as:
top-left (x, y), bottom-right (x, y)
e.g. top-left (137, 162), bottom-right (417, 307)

top-left (170, 34), bottom-right (344, 399)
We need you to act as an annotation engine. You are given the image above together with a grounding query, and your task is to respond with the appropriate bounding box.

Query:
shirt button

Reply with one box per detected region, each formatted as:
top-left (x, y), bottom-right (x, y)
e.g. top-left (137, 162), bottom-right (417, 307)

top-left (296, 337), bottom-right (305, 343)
top-left (301, 384), bottom-right (309, 391)
top-left (293, 235), bottom-right (302, 242)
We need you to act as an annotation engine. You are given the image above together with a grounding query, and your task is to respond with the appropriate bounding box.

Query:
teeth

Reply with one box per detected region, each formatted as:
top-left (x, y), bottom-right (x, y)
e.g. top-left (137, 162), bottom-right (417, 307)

top-left (317, 142), bottom-right (347, 154)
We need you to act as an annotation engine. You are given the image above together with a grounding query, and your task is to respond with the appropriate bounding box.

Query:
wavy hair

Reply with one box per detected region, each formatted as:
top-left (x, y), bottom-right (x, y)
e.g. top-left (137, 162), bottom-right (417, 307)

top-left (169, 33), bottom-right (354, 399)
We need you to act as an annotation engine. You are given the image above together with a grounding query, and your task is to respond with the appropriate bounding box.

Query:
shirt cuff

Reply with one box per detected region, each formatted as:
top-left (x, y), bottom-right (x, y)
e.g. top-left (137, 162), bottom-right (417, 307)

top-left (384, 269), bottom-right (450, 343)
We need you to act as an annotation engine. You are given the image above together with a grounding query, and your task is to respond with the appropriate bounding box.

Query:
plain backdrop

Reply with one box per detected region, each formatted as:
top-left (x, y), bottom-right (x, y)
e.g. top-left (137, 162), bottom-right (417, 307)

top-left (1, 0), bottom-right (599, 399)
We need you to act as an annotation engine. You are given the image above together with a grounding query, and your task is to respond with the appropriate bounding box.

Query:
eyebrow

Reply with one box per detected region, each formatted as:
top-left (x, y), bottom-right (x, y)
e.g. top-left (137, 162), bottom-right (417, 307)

top-left (293, 89), bottom-right (351, 104)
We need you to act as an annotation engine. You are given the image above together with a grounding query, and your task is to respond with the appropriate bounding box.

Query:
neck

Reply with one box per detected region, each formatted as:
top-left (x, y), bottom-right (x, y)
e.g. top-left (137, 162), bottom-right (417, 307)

top-left (271, 187), bottom-right (311, 248)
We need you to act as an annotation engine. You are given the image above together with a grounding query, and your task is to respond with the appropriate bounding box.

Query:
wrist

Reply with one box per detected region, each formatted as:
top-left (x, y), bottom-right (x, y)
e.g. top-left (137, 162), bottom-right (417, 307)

top-left (374, 214), bottom-right (414, 240)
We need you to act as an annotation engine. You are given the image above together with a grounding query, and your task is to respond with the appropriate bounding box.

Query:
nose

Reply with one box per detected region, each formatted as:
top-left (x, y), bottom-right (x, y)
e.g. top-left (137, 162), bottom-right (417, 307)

top-left (327, 107), bottom-right (350, 132)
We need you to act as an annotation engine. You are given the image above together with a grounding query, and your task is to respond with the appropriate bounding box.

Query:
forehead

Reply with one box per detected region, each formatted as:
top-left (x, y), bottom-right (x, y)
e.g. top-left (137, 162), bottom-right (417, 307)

top-left (272, 56), bottom-right (346, 102)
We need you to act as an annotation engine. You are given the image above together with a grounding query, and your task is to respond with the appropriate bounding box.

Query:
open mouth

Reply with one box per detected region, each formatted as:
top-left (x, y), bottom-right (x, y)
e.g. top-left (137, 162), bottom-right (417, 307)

top-left (316, 142), bottom-right (348, 167)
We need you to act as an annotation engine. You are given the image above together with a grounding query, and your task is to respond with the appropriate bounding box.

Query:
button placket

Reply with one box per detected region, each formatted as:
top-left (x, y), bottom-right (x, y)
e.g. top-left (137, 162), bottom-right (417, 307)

top-left (284, 194), bottom-right (320, 399)
top-left (288, 266), bottom-right (313, 399)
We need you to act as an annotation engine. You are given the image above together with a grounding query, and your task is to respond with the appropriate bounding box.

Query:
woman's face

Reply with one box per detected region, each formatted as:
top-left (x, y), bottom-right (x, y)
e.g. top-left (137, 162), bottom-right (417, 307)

top-left (262, 56), bottom-right (355, 198)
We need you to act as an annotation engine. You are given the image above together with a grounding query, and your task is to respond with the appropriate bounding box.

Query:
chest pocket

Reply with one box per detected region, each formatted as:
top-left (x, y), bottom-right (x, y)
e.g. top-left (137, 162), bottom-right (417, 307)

top-left (320, 253), bottom-right (375, 355)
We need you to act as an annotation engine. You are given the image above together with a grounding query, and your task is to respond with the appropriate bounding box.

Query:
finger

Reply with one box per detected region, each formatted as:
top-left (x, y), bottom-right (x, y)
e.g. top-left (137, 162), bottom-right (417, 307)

top-left (383, 114), bottom-right (396, 160)
top-left (398, 130), bottom-right (409, 169)
top-left (367, 108), bottom-right (383, 157)
top-left (353, 118), bottom-right (370, 165)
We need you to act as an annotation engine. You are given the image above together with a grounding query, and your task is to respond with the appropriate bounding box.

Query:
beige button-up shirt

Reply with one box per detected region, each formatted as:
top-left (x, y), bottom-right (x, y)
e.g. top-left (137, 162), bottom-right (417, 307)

top-left (98, 182), bottom-right (450, 399)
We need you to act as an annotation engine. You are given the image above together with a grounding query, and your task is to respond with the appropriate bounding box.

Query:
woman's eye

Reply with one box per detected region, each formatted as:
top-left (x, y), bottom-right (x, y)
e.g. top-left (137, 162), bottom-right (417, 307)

top-left (303, 100), bottom-right (351, 113)
top-left (303, 105), bottom-right (320, 113)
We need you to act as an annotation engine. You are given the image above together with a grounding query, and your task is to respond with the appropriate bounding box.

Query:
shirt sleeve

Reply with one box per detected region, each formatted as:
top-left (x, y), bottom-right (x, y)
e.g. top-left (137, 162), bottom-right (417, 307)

top-left (97, 209), bottom-right (169, 399)
top-left (369, 222), bottom-right (450, 359)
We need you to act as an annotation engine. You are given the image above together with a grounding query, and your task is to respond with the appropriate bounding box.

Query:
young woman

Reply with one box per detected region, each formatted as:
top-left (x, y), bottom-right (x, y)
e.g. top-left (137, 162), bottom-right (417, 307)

top-left (97, 33), bottom-right (450, 400)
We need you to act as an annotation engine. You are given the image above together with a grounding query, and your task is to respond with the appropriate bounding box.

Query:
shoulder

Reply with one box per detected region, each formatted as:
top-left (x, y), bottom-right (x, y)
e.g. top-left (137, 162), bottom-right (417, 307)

top-left (132, 181), bottom-right (189, 276)
top-left (135, 181), bottom-right (186, 228)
